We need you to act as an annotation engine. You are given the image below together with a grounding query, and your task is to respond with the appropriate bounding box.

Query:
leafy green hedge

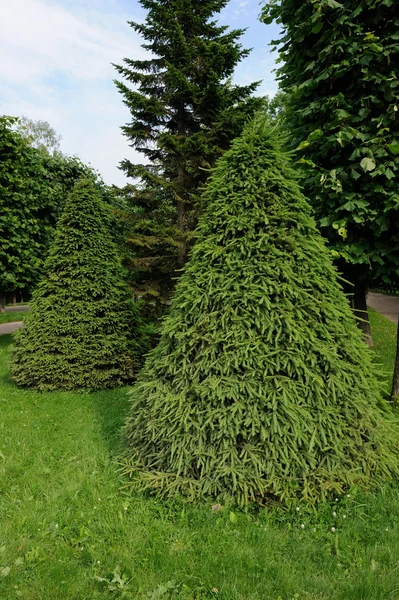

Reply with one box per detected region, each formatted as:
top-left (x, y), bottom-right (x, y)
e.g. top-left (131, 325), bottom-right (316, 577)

top-left (262, 0), bottom-right (399, 288)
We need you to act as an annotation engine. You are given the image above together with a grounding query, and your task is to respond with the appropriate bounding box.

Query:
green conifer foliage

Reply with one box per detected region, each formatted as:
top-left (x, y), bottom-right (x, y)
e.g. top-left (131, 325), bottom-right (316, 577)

top-left (11, 179), bottom-right (143, 391)
top-left (114, 0), bottom-right (262, 299)
top-left (123, 118), bottom-right (399, 505)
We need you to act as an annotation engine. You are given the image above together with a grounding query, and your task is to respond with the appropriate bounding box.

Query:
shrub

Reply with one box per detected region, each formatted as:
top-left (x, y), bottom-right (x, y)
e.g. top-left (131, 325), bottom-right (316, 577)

top-left (122, 118), bottom-right (399, 505)
top-left (11, 179), bottom-right (143, 390)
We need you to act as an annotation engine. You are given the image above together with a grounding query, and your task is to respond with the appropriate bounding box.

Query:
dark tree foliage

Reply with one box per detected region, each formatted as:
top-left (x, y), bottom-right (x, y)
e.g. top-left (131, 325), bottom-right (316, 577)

top-left (262, 0), bottom-right (399, 339)
top-left (122, 118), bottom-right (399, 506)
top-left (0, 116), bottom-right (106, 309)
top-left (11, 180), bottom-right (143, 391)
top-left (42, 153), bottom-right (102, 222)
top-left (117, 180), bottom-right (180, 307)
top-left (0, 116), bottom-right (51, 309)
top-left (114, 0), bottom-right (263, 301)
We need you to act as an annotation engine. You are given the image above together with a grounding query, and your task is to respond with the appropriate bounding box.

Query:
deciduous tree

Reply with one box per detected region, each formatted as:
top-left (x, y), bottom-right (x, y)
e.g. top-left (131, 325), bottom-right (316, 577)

top-left (16, 116), bottom-right (62, 156)
top-left (0, 116), bottom-right (110, 309)
top-left (0, 116), bottom-right (51, 310)
top-left (262, 0), bottom-right (399, 343)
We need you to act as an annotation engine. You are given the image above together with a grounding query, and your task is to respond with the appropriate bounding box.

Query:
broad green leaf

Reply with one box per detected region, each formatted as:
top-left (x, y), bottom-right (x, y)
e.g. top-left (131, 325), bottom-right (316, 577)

top-left (296, 140), bottom-right (310, 151)
top-left (316, 71), bottom-right (329, 82)
top-left (325, 0), bottom-right (344, 8)
top-left (364, 32), bottom-right (379, 42)
top-left (312, 22), bottom-right (324, 34)
top-left (369, 43), bottom-right (383, 53)
top-left (360, 157), bottom-right (376, 172)
top-left (384, 168), bottom-right (395, 179)
top-left (308, 129), bottom-right (323, 142)
top-left (342, 201), bottom-right (355, 211)
top-left (388, 143), bottom-right (399, 155)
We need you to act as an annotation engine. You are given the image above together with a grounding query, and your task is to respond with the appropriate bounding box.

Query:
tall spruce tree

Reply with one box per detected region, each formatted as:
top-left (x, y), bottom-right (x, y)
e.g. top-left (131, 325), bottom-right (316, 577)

top-left (120, 179), bottom-right (182, 306)
top-left (114, 0), bottom-right (263, 301)
top-left (122, 117), bottom-right (399, 506)
top-left (11, 179), bottom-right (143, 391)
top-left (261, 0), bottom-right (399, 343)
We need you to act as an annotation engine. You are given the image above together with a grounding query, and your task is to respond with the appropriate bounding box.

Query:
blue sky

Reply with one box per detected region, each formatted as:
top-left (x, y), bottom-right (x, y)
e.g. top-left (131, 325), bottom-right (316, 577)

top-left (0, 0), bottom-right (280, 186)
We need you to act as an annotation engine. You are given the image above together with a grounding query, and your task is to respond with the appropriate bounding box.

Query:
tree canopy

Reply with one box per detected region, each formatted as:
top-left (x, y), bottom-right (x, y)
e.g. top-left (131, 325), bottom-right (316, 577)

top-left (0, 115), bottom-right (110, 308)
top-left (122, 117), bottom-right (399, 506)
top-left (0, 116), bottom-right (52, 306)
top-left (261, 0), bottom-right (399, 294)
top-left (16, 116), bottom-right (62, 156)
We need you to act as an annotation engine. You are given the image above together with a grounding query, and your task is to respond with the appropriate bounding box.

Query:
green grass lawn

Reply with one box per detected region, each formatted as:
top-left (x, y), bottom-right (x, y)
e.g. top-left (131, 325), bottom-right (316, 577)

top-left (0, 313), bottom-right (398, 599)
top-left (369, 308), bottom-right (397, 394)
top-left (0, 312), bottom-right (28, 325)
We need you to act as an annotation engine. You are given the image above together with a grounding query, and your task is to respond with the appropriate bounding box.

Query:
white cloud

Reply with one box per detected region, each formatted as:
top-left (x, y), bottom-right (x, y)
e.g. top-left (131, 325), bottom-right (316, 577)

top-left (0, 0), bottom-right (146, 184)
top-left (0, 0), bottom-right (279, 186)
top-left (0, 0), bottom-right (145, 84)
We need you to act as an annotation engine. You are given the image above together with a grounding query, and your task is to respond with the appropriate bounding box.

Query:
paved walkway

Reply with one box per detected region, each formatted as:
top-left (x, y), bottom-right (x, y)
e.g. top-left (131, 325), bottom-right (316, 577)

top-left (0, 305), bottom-right (29, 335)
top-left (0, 321), bottom-right (24, 335)
top-left (4, 304), bottom-right (30, 313)
top-left (367, 292), bottom-right (399, 325)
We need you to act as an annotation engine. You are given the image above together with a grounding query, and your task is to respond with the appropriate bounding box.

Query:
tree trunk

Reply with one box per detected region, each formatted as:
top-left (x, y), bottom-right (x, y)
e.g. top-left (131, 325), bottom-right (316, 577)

top-left (352, 283), bottom-right (373, 347)
top-left (177, 193), bottom-right (188, 268)
top-left (176, 107), bottom-right (188, 269)
top-left (391, 318), bottom-right (399, 405)
top-left (0, 290), bottom-right (5, 313)
top-left (12, 291), bottom-right (17, 305)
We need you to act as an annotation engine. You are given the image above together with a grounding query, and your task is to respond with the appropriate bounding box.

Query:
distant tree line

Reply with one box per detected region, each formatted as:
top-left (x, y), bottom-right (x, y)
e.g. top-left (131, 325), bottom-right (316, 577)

top-left (0, 115), bottom-right (118, 311)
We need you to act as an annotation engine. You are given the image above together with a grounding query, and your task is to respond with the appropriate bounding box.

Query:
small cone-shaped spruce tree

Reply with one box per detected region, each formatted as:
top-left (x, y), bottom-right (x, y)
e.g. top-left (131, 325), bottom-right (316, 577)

top-left (123, 118), bottom-right (399, 505)
top-left (11, 179), bottom-right (143, 391)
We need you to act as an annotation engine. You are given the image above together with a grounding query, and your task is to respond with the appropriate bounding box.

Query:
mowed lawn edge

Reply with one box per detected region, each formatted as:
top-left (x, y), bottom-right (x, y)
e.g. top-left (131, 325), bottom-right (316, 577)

top-left (0, 312), bottom-right (398, 600)
top-left (0, 312), bottom-right (28, 325)
top-left (368, 307), bottom-right (397, 394)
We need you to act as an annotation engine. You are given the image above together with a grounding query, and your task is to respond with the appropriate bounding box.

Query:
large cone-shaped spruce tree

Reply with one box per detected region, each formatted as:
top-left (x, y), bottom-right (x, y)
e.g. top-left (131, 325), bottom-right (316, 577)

top-left (11, 179), bottom-right (143, 391)
top-left (123, 117), bottom-right (399, 505)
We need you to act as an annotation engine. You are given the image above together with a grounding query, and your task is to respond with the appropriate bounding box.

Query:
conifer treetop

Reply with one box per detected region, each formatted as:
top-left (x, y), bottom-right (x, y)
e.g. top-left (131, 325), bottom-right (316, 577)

top-left (114, 0), bottom-right (261, 181)
top-left (114, 0), bottom-right (263, 298)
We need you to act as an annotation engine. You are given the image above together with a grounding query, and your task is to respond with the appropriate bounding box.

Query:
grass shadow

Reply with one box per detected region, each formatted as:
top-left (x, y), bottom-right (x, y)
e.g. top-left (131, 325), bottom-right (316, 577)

top-left (1, 329), bottom-right (133, 458)
top-left (90, 385), bottom-right (132, 456)
top-left (0, 333), bottom-right (13, 350)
